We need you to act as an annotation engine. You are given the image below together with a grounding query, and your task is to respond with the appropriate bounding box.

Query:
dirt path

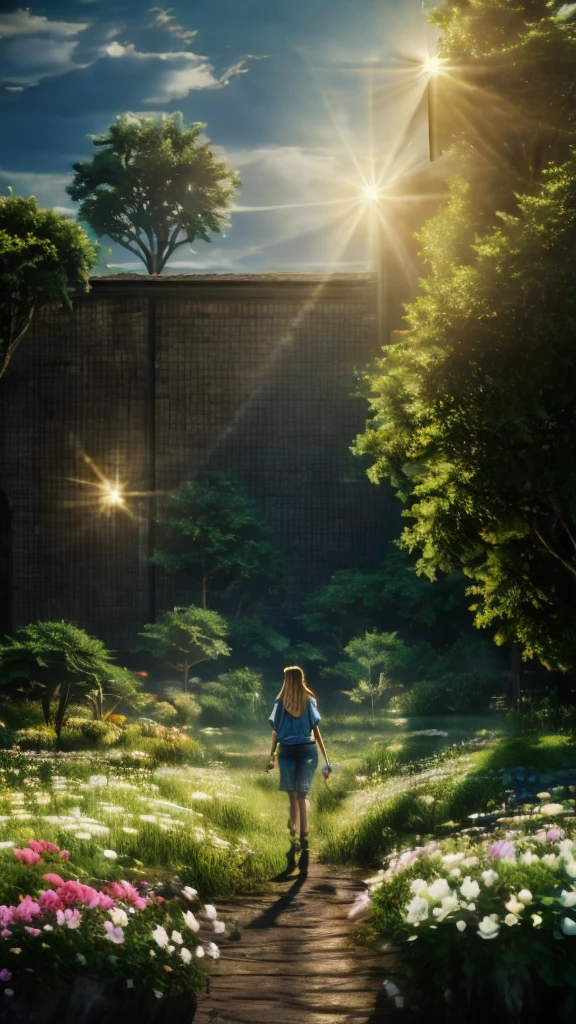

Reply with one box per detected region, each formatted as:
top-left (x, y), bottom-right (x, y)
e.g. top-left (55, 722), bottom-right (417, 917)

top-left (194, 858), bottom-right (407, 1024)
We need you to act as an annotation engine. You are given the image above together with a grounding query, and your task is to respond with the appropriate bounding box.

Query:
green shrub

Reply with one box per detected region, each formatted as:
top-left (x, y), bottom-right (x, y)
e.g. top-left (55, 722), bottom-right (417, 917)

top-left (145, 733), bottom-right (205, 766)
top-left (172, 693), bottom-right (201, 725)
top-left (199, 695), bottom-right (237, 726)
top-left (58, 718), bottom-right (123, 750)
top-left (14, 726), bottom-right (56, 750)
top-left (393, 672), bottom-right (503, 716)
top-left (152, 701), bottom-right (179, 726)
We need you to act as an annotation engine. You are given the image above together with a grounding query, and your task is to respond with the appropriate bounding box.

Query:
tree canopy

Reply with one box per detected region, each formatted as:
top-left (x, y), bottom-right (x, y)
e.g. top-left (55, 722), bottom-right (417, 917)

top-left (356, 154), bottom-right (576, 670)
top-left (137, 605), bottom-right (231, 691)
top-left (0, 193), bottom-right (97, 381)
top-left (432, 0), bottom-right (576, 215)
top-left (0, 621), bottom-right (127, 735)
top-left (67, 113), bottom-right (240, 275)
top-left (153, 473), bottom-right (286, 611)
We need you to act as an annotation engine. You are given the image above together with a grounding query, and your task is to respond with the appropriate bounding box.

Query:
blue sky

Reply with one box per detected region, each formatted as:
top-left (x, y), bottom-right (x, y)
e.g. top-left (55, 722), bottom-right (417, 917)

top-left (0, 0), bottom-right (439, 273)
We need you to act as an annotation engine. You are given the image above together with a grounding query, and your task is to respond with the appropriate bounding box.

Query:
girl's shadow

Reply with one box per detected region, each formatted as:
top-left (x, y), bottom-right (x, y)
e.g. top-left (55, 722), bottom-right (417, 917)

top-left (270, 846), bottom-right (309, 885)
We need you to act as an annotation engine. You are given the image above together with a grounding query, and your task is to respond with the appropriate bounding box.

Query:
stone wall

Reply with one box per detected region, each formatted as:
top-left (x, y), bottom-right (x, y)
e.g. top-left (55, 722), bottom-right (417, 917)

top-left (0, 274), bottom-right (400, 649)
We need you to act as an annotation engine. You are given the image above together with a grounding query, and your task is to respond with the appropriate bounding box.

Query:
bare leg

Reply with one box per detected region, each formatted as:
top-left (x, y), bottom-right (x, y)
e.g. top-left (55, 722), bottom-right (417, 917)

top-left (288, 791), bottom-right (299, 834)
top-left (297, 794), bottom-right (308, 837)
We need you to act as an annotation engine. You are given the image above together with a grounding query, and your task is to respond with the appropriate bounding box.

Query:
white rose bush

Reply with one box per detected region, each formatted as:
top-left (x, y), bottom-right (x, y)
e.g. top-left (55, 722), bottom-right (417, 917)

top-left (353, 826), bottom-right (576, 1019)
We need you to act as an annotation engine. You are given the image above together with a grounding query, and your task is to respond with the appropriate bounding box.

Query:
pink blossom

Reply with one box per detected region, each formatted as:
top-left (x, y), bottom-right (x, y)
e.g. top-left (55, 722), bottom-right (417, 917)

top-left (23, 928), bottom-right (41, 938)
top-left (29, 840), bottom-right (60, 856)
top-left (489, 840), bottom-right (516, 861)
top-left (56, 909), bottom-right (81, 929)
top-left (546, 829), bottom-right (565, 842)
top-left (39, 890), bottom-right (63, 913)
top-left (103, 921), bottom-right (125, 945)
top-left (0, 931), bottom-right (12, 939)
top-left (42, 874), bottom-right (65, 888)
top-left (107, 881), bottom-right (147, 910)
top-left (13, 897), bottom-right (41, 923)
top-left (0, 971), bottom-right (11, 983)
top-left (13, 849), bottom-right (40, 867)
top-left (97, 894), bottom-right (115, 910)
top-left (57, 882), bottom-right (100, 909)
top-left (59, 850), bottom-right (70, 861)
top-left (0, 908), bottom-right (15, 929)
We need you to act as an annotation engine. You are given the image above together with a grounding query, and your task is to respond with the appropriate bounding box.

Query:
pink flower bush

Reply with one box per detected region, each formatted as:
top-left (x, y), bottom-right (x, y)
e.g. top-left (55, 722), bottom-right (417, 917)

top-left (13, 849), bottom-right (40, 868)
top-left (106, 881), bottom-right (147, 910)
top-left (13, 898), bottom-right (42, 924)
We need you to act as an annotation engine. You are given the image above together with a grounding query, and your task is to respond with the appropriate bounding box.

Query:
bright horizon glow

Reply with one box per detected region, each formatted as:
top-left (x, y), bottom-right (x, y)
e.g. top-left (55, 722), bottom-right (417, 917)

top-left (422, 54), bottom-right (441, 76)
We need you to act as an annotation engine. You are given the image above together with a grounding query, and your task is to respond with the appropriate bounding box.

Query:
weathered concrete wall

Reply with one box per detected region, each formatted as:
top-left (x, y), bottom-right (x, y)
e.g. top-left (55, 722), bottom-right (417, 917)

top-left (0, 274), bottom-right (400, 648)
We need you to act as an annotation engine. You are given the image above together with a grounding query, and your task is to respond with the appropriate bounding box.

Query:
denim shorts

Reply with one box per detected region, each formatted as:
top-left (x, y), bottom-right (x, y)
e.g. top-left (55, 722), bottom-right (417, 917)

top-left (278, 742), bottom-right (319, 794)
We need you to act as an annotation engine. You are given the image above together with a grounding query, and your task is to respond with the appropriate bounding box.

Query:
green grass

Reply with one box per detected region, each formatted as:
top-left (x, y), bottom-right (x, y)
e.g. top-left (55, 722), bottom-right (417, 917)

top-left (0, 711), bottom-right (573, 902)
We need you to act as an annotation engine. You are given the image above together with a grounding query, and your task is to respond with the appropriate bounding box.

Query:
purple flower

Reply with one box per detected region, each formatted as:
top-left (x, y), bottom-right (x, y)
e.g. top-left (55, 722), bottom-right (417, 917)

top-left (0, 971), bottom-right (11, 983)
top-left (546, 829), bottom-right (565, 842)
top-left (489, 840), bottom-right (516, 861)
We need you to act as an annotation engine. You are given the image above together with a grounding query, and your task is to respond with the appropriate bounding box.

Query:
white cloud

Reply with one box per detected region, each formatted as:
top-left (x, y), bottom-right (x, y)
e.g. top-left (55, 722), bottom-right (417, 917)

top-left (149, 7), bottom-right (198, 45)
top-left (100, 38), bottom-right (249, 100)
top-left (0, 10), bottom-right (90, 38)
top-left (0, 10), bottom-right (92, 88)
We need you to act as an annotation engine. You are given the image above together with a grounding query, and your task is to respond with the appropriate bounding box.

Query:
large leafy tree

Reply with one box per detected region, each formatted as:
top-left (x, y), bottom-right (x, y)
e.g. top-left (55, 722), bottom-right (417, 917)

top-left (432, 0), bottom-right (576, 218)
top-left (356, 156), bottom-right (576, 670)
top-left (137, 605), bottom-right (230, 692)
top-left (0, 193), bottom-right (97, 380)
top-left (67, 113), bottom-right (240, 275)
top-left (0, 621), bottom-right (127, 735)
top-left (153, 473), bottom-right (286, 611)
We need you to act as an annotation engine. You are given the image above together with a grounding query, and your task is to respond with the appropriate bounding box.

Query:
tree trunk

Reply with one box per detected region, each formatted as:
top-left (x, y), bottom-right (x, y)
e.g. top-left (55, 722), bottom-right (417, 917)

top-left (41, 690), bottom-right (53, 727)
top-left (55, 683), bottom-right (70, 738)
top-left (509, 642), bottom-right (523, 712)
top-left (202, 560), bottom-right (207, 610)
top-left (183, 662), bottom-right (190, 694)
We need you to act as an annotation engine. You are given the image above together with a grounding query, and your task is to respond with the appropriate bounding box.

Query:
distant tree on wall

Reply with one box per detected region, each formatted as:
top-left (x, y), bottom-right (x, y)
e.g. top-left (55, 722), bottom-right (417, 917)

top-left (153, 474), bottom-right (286, 612)
top-left (0, 193), bottom-right (97, 381)
top-left (67, 113), bottom-right (240, 275)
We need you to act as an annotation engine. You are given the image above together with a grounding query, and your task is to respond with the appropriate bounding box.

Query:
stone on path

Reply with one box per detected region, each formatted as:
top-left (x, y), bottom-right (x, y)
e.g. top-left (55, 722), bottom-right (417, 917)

top-left (194, 859), bottom-right (407, 1024)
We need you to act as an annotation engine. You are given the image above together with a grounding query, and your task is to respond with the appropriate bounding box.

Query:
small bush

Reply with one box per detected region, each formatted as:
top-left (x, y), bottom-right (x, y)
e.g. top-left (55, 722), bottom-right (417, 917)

top-left (58, 718), bottom-right (123, 750)
top-left (199, 695), bottom-right (237, 727)
top-left (171, 694), bottom-right (201, 725)
top-left (393, 672), bottom-right (503, 716)
top-left (14, 726), bottom-right (56, 750)
top-left (152, 701), bottom-right (179, 726)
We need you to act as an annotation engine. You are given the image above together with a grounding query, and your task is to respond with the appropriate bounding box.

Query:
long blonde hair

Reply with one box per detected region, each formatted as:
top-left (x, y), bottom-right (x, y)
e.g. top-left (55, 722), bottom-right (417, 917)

top-left (276, 665), bottom-right (315, 718)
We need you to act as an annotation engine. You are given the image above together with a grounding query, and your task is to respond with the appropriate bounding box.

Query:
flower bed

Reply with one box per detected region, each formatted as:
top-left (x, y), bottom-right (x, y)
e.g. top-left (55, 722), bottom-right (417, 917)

top-left (354, 823), bottom-right (576, 1022)
top-left (0, 839), bottom-right (224, 1020)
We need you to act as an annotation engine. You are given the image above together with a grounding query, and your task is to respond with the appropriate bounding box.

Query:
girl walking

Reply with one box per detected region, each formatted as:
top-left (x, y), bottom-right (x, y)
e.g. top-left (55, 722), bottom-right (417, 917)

top-left (266, 666), bottom-right (331, 855)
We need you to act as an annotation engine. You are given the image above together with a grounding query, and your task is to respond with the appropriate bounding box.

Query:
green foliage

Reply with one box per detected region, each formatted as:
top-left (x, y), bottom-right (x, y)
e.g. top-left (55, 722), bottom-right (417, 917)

top-left (0, 192), bottom-right (97, 380)
top-left (13, 726), bottom-right (56, 750)
top-left (197, 669), bottom-right (262, 725)
top-left (0, 621), bottom-right (125, 736)
top-left (67, 113), bottom-right (240, 275)
top-left (152, 474), bottom-right (286, 611)
top-left (226, 616), bottom-right (290, 664)
top-left (137, 605), bottom-right (230, 691)
top-left (431, 0), bottom-right (576, 227)
top-left (394, 672), bottom-right (503, 716)
top-left (356, 154), bottom-right (576, 670)
top-left (152, 700), bottom-right (179, 726)
top-left (337, 631), bottom-right (410, 722)
top-left (163, 691), bottom-right (202, 725)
